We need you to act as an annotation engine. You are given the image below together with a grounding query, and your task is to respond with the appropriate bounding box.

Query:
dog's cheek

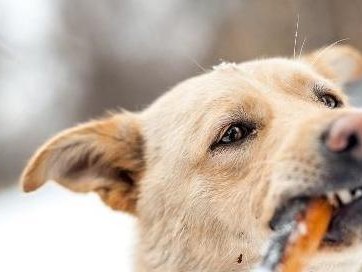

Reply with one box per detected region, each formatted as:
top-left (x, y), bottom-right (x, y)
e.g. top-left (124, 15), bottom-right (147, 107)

top-left (254, 186), bottom-right (268, 218)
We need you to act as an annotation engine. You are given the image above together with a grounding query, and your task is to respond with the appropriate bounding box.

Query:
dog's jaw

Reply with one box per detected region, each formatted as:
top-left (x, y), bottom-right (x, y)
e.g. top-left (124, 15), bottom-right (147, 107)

top-left (306, 247), bottom-right (362, 272)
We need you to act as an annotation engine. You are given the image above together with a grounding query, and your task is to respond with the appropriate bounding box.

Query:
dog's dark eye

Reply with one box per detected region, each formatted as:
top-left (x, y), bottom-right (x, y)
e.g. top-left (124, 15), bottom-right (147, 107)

top-left (218, 124), bottom-right (254, 145)
top-left (320, 94), bottom-right (339, 108)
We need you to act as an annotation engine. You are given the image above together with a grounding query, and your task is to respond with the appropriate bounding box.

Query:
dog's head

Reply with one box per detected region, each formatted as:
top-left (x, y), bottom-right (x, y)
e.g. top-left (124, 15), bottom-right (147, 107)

top-left (21, 45), bottom-right (362, 271)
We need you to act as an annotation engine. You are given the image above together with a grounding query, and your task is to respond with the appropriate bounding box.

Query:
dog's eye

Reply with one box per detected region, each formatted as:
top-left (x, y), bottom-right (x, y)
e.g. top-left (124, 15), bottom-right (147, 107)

top-left (218, 124), bottom-right (254, 145)
top-left (320, 94), bottom-right (339, 108)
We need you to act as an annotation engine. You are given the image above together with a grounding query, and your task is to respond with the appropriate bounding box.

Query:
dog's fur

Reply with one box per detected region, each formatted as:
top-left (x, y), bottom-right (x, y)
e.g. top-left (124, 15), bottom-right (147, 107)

top-left (21, 45), bottom-right (362, 271)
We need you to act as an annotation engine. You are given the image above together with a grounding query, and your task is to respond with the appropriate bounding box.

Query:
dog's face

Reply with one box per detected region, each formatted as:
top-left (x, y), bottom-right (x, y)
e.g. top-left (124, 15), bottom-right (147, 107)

top-left (21, 46), bottom-right (362, 271)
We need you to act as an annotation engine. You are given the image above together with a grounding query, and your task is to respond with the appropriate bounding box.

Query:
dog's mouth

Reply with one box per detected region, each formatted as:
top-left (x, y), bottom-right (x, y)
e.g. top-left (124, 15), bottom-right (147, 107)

top-left (270, 185), bottom-right (362, 248)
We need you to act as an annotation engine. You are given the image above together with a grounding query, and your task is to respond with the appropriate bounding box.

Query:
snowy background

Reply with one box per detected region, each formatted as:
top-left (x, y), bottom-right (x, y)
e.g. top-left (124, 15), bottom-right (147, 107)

top-left (0, 0), bottom-right (362, 271)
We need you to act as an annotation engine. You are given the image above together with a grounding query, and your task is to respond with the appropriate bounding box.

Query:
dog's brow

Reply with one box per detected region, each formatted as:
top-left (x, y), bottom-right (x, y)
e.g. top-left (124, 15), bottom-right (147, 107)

top-left (312, 83), bottom-right (331, 95)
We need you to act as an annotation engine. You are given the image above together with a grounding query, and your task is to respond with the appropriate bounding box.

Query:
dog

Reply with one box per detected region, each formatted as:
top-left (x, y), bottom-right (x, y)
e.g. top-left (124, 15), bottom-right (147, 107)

top-left (21, 45), bottom-right (362, 271)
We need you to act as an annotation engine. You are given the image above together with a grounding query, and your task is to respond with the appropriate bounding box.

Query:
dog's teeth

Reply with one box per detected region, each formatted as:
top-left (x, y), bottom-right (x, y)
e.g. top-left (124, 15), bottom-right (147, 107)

top-left (336, 190), bottom-right (353, 205)
top-left (327, 188), bottom-right (362, 208)
top-left (326, 192), bottom-right (339, 207)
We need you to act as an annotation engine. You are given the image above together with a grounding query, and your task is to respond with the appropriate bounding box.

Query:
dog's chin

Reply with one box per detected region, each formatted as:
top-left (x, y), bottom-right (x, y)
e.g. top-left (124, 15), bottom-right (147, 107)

top-left (307, 248), bottom-right (362, 272)
top-left (269, 185), bottom-right (362, 251)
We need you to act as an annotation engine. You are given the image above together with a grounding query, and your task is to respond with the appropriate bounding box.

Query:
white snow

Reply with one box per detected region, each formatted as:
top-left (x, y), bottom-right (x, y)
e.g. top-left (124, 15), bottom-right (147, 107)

top-left (0, 183), bottom-right (136, 272)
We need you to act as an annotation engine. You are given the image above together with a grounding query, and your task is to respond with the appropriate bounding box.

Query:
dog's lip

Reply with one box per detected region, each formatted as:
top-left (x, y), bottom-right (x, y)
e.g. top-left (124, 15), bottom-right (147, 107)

top-left (323, 193), bottom-right (362, 245)
top-left (270, 186), bottom-right (362, 246)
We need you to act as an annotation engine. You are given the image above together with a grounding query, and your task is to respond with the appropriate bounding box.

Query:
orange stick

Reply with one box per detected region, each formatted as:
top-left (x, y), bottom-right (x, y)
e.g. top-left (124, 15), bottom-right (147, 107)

top-left (280, 198), bottom-right (333, 272)
top-left (256, 198), bottom-right (333, 272)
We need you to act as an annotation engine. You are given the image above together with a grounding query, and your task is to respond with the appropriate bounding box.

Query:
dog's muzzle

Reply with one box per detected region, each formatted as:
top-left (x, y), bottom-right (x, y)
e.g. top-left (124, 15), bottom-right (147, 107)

top-left (271, 112), bottom-right (362, 247)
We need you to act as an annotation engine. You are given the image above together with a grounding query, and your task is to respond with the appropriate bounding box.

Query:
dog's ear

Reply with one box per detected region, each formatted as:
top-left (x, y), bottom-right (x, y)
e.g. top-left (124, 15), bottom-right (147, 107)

top-left (304, 45), bottom-right (362, 84)
top-left (20, 113), bottom-right (144, 214)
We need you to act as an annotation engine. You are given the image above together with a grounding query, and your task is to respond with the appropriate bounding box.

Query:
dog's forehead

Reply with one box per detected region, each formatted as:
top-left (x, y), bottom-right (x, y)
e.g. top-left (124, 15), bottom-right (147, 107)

top-left (147, 58), bottom-right (328, 116)
top-left (233, 58), bottom-right (327, 90)
top-left (141, 58), bottom-right (342, 159)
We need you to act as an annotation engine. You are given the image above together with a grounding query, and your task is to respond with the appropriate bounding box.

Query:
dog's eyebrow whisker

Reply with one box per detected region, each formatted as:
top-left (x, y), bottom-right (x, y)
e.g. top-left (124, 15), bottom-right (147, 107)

top-left (311, 38), bottom-right (350, 66)
top-left (183, 54), bottom-right (208, 73)
top-left (298, 37), bottom-right (307, 59)
top-left (293, 14), bottom-right (300, 59)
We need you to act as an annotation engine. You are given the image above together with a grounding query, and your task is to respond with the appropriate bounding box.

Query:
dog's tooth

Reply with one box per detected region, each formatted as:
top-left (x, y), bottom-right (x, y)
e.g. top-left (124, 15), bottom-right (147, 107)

top-left (336, 190), bottom-right (353, 205)
top-left (326, 192), bottom-right (339, 207)
top-left (354, 189), bottom-right (362, 198)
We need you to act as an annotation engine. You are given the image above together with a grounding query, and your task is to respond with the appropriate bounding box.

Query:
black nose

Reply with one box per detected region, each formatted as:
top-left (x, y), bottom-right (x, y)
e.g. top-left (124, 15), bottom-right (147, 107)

top-left (324, 113), bottom-right (362, 159)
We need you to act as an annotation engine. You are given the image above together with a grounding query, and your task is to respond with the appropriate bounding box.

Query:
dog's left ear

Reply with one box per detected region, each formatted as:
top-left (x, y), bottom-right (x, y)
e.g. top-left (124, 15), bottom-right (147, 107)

top-left (304, 45), bottom-right (362, 85)
top-left (20, 113), bottom-right (144, 214)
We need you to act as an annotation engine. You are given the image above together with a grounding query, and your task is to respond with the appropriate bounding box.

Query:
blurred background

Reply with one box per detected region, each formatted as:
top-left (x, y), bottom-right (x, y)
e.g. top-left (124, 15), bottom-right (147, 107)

top-left (1, 0), bottom-right (362, 271)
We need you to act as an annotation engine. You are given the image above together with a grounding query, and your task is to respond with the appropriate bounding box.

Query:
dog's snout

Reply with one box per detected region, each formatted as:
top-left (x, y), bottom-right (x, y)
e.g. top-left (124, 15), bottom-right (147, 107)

top-left (324, 113), bottom-right (362, 158)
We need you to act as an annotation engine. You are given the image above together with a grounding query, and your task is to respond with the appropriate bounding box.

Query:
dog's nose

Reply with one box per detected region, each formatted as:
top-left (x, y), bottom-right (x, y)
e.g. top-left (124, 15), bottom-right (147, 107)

top-left (325, 113), bottom-right (362, 159)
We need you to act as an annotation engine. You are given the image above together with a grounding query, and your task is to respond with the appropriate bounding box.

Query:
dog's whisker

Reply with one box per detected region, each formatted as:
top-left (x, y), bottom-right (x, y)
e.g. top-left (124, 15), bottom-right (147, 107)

top-left (183, 54), bottom-right (208, 73)
top-left (293, 14), bottom-right (300, 59)
top-left (298, 37), bottom-right (307, 59)
top-left (311, 38), bottom-right (350, 66)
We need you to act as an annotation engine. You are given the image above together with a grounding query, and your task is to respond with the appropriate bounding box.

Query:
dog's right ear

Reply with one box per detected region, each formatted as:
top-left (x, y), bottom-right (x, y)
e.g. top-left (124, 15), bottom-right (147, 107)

top-left (304, 45), bottom-right (362, 85)
top-left (20, 113), bottom-right (144, 214)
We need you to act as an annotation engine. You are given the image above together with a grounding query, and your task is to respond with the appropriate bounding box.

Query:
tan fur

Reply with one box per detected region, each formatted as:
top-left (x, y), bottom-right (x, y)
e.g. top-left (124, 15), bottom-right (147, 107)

top-left (21, 113), bottom-right (143, 213)
top-left (21, 45), bottom-right (362, 271)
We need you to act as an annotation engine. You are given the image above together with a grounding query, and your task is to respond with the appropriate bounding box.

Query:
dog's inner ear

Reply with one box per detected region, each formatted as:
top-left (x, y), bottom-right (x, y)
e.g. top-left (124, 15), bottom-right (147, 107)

top-left (304, 45), bottom-right (362, 85)
top-left (20, 113), bottom-right (144, 214)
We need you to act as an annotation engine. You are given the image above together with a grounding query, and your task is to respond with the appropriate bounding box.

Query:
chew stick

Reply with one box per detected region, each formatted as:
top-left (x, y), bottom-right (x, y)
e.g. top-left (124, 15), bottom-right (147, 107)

top-left (255, 198), bottom-right (333, 272)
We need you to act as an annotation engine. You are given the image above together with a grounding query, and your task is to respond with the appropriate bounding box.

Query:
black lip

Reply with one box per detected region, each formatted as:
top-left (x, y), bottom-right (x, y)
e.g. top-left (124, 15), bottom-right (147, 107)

top-left (269, 196), bottom-right (310, 231)
top-left (323, 196), bottom-right (362, 245)
top-left (321, 142), bottom-right (362, 190)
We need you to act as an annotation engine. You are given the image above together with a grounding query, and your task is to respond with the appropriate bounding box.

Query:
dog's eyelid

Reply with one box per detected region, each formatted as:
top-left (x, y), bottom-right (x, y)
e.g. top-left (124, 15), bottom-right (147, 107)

top-left (216, 120), bottom-right (255, 138)
top-left (210, 121), bottom-right (258, 151)
top-left (312, 83), bottom-right (338, 98)
top-left (312, 83), bottom-right (330, 93)
top-left (312, 83), bottom-right (344, 108)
